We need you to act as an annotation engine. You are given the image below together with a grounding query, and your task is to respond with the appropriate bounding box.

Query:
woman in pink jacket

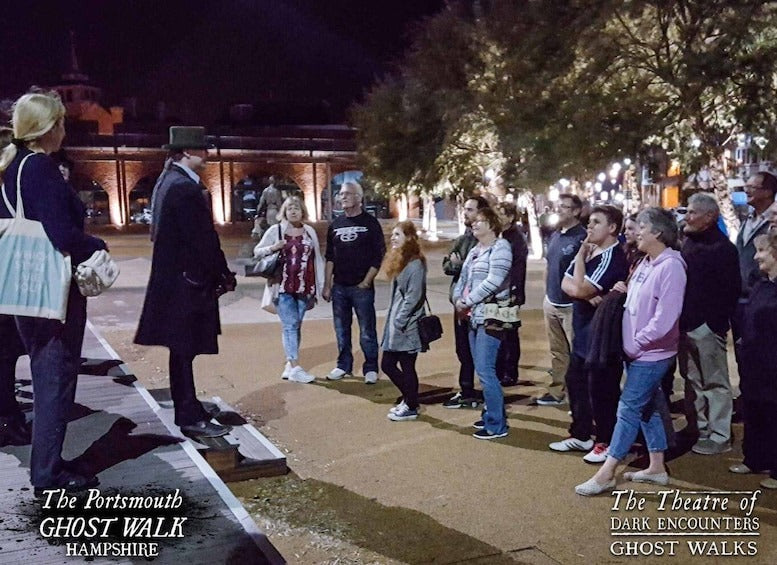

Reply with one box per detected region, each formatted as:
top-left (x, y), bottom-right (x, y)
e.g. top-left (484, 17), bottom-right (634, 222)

top-left (576, 208), bottom-right (687, 496)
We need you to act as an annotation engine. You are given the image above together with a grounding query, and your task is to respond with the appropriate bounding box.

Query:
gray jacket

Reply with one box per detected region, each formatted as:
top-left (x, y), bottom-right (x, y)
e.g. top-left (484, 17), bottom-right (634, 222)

top-left (381, 259), bottom-right (426, 352)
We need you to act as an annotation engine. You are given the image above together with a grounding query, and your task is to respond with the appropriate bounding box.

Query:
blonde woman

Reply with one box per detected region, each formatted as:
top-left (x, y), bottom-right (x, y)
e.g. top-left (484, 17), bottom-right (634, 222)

top-left (254, 196), bottom-right (324, 383)
top-left (0, 90), bottom-right (106, 495)
top-left (381, 221), bottom-right (427, 421)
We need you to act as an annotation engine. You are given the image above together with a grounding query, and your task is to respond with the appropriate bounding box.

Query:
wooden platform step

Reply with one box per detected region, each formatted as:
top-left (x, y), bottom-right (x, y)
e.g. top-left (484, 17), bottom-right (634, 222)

top-left (150, 394), bottom-right (289, 483)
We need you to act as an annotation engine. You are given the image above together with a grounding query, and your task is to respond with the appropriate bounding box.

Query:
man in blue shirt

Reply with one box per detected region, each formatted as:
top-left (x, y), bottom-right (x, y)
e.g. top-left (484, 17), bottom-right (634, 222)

top-left (537, 194), bottom-right (586, 405)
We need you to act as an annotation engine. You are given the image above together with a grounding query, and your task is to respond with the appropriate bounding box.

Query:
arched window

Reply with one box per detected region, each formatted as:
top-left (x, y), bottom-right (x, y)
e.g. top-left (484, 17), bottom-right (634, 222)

top-left (71, 173), bottom-right (110, 225)
top-left (129, 175), bottom-right (157, 224)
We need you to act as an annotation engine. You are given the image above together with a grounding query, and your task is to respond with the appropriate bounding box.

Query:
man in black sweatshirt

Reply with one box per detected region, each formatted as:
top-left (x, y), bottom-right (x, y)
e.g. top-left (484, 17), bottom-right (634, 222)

top-left (323, 181), bottom-right (386, 384)
top-left (679, 193), bottom-right (741, 455)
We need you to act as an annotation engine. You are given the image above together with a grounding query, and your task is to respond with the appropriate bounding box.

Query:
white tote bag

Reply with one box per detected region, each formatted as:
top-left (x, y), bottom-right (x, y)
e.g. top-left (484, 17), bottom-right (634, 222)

top-left (0, 154), bottom-right (72, 321)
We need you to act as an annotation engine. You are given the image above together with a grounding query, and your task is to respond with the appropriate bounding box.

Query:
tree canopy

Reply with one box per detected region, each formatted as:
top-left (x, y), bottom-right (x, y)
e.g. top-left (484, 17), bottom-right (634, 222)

top-left (352, 0), bottom-right (777, 212)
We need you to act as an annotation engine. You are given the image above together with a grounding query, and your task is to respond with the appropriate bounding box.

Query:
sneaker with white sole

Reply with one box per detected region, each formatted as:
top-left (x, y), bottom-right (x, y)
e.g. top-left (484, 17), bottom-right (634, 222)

top-left (535, 393), bottom-right (566, 406)
top-left (364, 371), bottom-right (378, 384)
top-left (472, 429), bottom-right (508, 440)
top-left (442, 392), bottom-right (481, 409)
top-left (389, 401), bottom-right (408, 415)
top-left (327, 368), bottom-right (347, 381)
top-left (288, 366), bottom-right (315, 384)
top-left (388, 405), bottom-right (418, 421)
top-left (583, 443), bottom-right (609, 464)
top-left (549, 437), bottom-right (594, 452)
top-left (281, 362), bottom-right (292, 380)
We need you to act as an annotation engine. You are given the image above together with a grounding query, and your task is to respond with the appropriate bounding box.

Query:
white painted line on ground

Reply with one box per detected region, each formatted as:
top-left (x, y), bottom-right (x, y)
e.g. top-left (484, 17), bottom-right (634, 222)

top-left (84, 320), bottom-right (285, 564)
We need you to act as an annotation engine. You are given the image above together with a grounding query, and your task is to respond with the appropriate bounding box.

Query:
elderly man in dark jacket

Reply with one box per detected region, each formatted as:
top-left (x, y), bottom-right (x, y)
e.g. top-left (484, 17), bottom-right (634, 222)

top-left (680, 193), bottom-right (741, 455)
top-left (135, 127), bottom-right (235, 439)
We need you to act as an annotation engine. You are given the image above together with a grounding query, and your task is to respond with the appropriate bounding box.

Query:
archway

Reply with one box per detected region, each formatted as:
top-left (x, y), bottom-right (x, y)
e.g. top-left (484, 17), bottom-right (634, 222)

top-left (234, 173), bottom-right (302, 223)
top-left (129, 175), bottom-right (157, 224)
top-left (71, 173), bottom-right (110, 225)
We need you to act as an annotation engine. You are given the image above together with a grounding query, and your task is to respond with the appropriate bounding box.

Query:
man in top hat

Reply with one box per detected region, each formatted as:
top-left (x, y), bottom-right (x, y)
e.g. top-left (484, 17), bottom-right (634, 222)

top-left (135, 126), bottom-right (236, 439)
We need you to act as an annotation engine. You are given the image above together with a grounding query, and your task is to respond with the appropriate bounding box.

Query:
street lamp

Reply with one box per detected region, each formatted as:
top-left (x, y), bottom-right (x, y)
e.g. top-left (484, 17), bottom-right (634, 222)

top-left (623, 158), bottom-right (632, 166)
top-left (601, 190), bottom-right (609, 201)
top-left (597, 172), bottom-right (606, 182)
top-left (548, 187), bottom-right (560, 202)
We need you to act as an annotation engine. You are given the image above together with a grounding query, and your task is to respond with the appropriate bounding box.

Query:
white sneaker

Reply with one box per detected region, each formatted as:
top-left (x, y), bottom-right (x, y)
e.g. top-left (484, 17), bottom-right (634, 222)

top-left (281, 362), bottom-right (292, 380)
top-left (583, 443), bottom-right (609, 464)
top-left (549, 437), bottom-right (594, 452)
top-left (288, 366), bottom-right (315, 384)
top-left (364, 371), bottom-right (378, 384)
top-left (389, 401), bottom-right (408, 415)
top-left (327, 368), bottom-right (347, 381)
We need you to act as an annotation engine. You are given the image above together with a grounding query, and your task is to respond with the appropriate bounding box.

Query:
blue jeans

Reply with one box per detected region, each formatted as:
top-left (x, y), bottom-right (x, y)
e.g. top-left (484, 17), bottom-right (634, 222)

top-left (15, 285), bottom-right (87, 488)
top-left (277, 293), bottom-right (309, 362)
top-left (332, 284), bottom-right (378, 374)
top-left (469, 325), bottom-right (507, 435)
top-left (609, 356), bottom-right (675, 461)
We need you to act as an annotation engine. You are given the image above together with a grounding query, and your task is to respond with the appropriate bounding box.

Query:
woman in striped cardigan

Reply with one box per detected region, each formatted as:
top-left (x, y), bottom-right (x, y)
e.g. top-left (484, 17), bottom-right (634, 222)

top-left (453, 207), bottom-right (513, 439)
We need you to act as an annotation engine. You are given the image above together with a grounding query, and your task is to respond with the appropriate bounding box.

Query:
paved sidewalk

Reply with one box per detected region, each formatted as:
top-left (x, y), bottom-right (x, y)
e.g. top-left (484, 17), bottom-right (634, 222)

top-left (92, 235), bottom-right (777, 564)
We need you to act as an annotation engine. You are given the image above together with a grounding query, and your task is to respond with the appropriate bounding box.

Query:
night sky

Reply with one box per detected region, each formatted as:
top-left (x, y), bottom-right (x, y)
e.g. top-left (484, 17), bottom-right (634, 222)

top-left (0, 0), bottom-right (445, 124)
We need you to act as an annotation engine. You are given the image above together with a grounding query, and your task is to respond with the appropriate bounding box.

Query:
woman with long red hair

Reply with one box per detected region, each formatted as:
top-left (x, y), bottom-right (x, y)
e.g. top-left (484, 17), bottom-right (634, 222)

top-left (381, 221), bottom-right (427, 421)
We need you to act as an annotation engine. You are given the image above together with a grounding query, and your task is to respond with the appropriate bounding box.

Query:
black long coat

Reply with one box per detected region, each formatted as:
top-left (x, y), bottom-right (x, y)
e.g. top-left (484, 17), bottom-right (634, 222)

top-left (134, 166), bottom-right (229, 356)
top-left (738, 277), bottom-right (777, 403)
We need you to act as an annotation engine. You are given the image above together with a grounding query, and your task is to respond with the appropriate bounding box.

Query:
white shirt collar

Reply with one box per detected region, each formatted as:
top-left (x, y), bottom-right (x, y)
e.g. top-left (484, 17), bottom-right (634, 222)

top-left (175, 162), bottom-right (201, 184)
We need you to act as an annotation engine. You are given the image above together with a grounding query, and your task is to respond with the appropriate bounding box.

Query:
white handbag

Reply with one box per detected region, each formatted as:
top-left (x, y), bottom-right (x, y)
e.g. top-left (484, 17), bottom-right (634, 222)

top-left (75, 249), bottom-right (120, 297)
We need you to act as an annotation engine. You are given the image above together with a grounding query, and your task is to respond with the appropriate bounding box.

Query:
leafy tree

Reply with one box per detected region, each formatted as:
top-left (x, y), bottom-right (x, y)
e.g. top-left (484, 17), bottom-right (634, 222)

top-left (572, 0), bottom-right (777, 236)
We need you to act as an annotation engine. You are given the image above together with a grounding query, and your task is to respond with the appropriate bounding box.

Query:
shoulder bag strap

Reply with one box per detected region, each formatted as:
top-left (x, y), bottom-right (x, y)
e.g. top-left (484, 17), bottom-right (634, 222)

top-left (1, 183), bottom-right (12, 217)
top-left (2, 153), bottom-right (34, 219)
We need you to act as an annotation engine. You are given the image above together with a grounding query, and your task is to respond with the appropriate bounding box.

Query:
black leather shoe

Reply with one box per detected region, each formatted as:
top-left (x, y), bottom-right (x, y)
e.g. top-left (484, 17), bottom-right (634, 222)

top-left (180, 420), bottom-right (232, 439)
top-left (202, 401), bottom-right (221, 418)
top-left (34, 473), bottom-right (100, 498)
top-left (0, 417), bottom-right (32, 447)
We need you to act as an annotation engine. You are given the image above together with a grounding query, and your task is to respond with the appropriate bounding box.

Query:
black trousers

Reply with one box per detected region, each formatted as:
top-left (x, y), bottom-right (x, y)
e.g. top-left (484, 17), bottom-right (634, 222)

top-left (382, 351), bottom-right (419, 410)
top-left (0, 315), bottom-right (25, 421)
top-left (169, 350), bottom-right (208, 426)
top-left (566, 354), bottom-right (623, 444)
top-left (453, 317), bottom-right (476, 397)
top-left (496, 327), bottom-right (520, 382)
top-left (742, 396), bottom-right (777, 478)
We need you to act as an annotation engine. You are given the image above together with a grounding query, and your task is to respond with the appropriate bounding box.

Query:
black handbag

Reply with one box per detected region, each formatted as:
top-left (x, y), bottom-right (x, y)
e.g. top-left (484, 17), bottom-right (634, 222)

top-left (245, 225), bottom-right (283, 278)
top-left (418, 296), bottom-right (443, 350)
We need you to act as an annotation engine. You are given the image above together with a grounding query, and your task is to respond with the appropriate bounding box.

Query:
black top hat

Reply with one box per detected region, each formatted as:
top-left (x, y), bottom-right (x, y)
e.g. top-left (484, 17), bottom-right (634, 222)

top-left (162, 126), bottom-right (214, 150)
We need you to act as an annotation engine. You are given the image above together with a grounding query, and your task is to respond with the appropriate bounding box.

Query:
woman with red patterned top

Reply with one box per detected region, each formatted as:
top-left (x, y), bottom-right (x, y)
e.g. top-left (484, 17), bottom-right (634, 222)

top-left (254, 196), bottom-right (324, 383)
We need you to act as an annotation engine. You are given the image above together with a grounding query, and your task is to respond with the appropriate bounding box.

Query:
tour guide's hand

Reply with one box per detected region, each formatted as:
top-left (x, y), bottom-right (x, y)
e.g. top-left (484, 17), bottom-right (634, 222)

top-left (356, 280), bottom-right (371, 290)
top-left (322, 285), bottom-right (332, 302)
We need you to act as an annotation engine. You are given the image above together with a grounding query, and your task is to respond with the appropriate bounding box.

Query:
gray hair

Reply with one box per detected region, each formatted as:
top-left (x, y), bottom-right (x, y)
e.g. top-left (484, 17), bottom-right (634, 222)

top-left (341, 181), bottom-right (364, 201)
top-left (688, 192), bottom-right (719, 219)
top-left (637, 207), bottom-right (679, 249)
